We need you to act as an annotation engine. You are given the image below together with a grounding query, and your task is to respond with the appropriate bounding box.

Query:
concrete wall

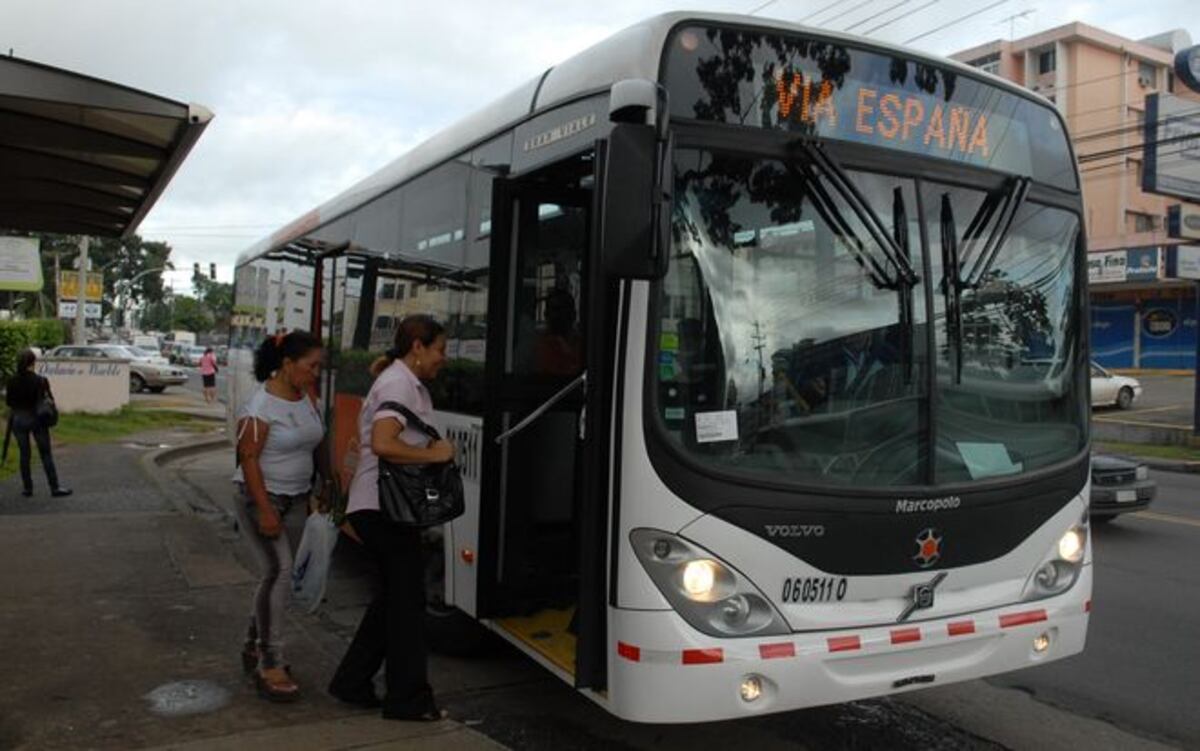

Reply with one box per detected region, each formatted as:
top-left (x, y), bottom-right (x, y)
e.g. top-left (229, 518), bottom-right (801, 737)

top-left (37, 357), bottom-right (130, 414)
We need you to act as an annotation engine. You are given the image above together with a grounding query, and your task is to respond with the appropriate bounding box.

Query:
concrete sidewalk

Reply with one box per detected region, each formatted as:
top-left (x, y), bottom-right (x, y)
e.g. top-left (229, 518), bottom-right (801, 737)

top-left (0, 425), bottom-right (507, 751)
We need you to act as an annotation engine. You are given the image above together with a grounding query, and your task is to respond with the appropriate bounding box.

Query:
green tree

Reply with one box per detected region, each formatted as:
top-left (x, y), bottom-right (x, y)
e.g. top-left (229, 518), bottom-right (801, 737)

top-left (171, 296), bottom-right (214, 334)
top-left (192, 273), bottom-right (233, 334)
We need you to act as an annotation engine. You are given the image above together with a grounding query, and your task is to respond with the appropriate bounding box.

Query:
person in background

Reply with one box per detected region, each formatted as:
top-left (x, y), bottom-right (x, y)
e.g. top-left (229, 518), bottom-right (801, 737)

top-left (328, 314), bottom-right (453, 721)
top-left (4, 349), bottom-right (71, 498)
top-left (199, 346), bottom-right (219, 404)
top-left (233, 331), bottom-right (327, 702)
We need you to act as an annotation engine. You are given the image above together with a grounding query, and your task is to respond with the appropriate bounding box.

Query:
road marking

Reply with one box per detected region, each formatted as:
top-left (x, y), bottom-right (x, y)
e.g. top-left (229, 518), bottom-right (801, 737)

top-left (1130, 510), bottom-right (1200, 529)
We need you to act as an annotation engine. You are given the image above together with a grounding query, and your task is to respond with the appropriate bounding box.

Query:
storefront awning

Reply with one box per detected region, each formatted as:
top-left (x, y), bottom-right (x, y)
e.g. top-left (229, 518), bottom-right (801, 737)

top-left (0, 55), bottom-right (211, 237)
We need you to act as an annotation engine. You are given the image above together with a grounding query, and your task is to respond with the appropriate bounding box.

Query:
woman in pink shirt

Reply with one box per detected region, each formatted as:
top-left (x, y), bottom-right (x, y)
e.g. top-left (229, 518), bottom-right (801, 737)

top-left (199, 347), bottom-right (218, 403)
top-left (328, 315), bottom-right (454, 721)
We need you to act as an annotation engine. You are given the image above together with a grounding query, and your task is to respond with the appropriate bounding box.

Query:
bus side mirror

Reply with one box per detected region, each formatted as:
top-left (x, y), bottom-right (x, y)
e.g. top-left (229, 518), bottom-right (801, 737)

top-left (599, 123), bottom-right (668, 280)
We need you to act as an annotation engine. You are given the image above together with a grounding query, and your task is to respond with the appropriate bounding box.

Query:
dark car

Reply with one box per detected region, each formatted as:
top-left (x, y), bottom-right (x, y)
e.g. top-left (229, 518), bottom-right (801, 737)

top-left (1090, 453), bottom-right (1156, 523)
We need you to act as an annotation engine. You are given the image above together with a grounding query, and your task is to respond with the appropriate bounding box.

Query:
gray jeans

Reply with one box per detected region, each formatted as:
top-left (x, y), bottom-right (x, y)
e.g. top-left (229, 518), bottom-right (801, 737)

top-left (235, 484), bottom-right (304, 669)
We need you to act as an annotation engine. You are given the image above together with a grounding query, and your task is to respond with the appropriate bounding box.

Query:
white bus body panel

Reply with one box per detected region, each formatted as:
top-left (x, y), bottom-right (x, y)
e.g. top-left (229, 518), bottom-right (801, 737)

top-left (431, 411), bottom-right (484, 616)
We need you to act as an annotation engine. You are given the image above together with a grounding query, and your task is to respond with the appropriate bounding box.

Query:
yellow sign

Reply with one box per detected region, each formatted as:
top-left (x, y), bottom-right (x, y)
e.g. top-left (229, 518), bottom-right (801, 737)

top-left (59, 271), bottom-right (104, 302)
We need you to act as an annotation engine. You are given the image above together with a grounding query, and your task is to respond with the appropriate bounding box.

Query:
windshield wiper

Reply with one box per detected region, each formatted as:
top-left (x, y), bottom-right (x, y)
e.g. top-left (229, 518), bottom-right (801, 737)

top-left (787, 140), bottom-right (921, 289)
top-left (961, 176), bottom-right (1031, 289)
top-left (894, 186), bottom-right (914, 385)
top-left (940, 194), bottom-right (964, 384)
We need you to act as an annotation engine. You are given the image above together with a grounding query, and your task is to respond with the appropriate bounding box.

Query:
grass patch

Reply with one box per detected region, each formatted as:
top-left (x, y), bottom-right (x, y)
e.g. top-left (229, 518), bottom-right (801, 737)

top-left (1095, 441), bottom-right (1200, 463)
top-left (1, 406), bottom-right (215, 481)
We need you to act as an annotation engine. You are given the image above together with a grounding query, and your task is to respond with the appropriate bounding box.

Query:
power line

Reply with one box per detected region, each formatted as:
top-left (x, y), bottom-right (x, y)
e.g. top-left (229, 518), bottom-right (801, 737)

top-left (861, 0), bottom-right (939, 36)
top-left (819, 0), bottom-right (880, 27)
top-left (799, 0), bottom-right (844, 23)
top-left (843, 0), bottom-right (913, 32)
top-left (903, 0), bottom-right (1010, 44)
top-left (748, 0), bottom-right (780, 15)
top-left (1078, 132), bottom-right (1200, 163)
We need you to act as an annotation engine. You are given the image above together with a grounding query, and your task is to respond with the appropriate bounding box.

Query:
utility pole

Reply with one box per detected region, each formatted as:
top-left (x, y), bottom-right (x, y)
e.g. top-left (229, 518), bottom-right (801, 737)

top-left (74, 236), bottom-right (89, 345)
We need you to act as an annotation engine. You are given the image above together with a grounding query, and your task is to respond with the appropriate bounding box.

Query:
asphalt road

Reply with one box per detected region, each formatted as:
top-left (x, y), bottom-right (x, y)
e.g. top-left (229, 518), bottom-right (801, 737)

top-left (178, 365), bottom-right (228, 403)
top-left (988, 468), bottom-right (1200, 748)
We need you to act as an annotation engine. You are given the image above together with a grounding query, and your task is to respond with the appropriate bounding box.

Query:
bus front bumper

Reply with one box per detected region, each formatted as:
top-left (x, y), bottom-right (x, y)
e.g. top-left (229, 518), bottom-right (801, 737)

top-left (606, 564), bottom-right (1091, 724)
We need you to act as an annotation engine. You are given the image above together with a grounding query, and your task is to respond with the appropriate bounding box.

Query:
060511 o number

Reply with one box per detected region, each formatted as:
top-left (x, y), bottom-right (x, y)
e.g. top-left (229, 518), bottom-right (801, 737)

top-left (781, 576), bottom-right (848, 604)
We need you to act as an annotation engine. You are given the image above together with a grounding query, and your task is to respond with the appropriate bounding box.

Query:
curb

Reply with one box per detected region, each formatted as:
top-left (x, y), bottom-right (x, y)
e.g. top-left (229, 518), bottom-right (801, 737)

top-left (140, 434), bottom-right (231, 515)
top-left (1138, 457), bottom-right (1200, 474)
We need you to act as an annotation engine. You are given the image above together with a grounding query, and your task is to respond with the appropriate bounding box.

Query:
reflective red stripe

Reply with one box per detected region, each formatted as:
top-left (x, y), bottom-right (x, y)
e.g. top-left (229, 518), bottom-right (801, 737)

top-left (827, 636), bottom-right (861, 652)
top-left (890, 627), bottom-right (921, 644)
top-left (759, 642), bottom-right (796, 660)
top-left (1000, 609), bottom-right (1048, 628)
top-left (682, 648), bottom-right (723, 665)
top-left (948, 620), bottom-right (975, 636)
top-left (617, 642), bottom-right (640, 662)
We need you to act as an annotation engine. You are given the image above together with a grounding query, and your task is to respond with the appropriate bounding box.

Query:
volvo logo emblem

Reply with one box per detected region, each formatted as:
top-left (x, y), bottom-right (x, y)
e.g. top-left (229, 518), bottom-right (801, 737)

top-left (913, 528), bottom-right (943, 568)
top-left (898, 572), bottom-right (948, 622)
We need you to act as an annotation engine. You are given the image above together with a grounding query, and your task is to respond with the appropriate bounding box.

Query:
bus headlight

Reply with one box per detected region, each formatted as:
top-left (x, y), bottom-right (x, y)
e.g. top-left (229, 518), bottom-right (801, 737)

top-left (631, 528), bottom-right (790, 637)
top-left (1022, 521), bottom-right (1088, 601)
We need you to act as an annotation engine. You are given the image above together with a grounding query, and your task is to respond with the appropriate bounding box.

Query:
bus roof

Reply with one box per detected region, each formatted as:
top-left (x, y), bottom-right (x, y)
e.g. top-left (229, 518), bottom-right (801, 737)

top-left (238, 11), bottom-right (1050, 267)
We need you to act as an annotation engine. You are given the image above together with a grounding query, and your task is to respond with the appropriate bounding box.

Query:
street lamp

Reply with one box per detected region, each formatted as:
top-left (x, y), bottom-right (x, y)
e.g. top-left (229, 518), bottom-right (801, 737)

top-left (115, 266), bottom-right (168, 335)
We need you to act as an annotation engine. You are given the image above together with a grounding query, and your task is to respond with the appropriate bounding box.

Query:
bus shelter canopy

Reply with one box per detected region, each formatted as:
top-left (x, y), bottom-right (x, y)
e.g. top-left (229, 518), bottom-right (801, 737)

top-left (0, 55), bottom-right (211, 238)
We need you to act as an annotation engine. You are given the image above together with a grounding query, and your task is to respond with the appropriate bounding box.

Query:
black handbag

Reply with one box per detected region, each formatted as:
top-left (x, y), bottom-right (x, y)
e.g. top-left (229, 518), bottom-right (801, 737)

top-left (375, 401), bottom-right (464, 528)
top-left (36, 378), bottom-right (58, 428)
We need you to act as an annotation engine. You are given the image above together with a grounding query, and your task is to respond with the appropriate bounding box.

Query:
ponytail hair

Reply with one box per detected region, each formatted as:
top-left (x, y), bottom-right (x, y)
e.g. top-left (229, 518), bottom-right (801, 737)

top-left (369, 314), bottom-right (445, 377)
top-left (254, 330), bottom-right (323, 382)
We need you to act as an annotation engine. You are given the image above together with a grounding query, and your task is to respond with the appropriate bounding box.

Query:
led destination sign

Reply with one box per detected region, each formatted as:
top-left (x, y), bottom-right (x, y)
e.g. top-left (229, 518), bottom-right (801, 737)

top-left (665, 25), bottom-right (1077, 189)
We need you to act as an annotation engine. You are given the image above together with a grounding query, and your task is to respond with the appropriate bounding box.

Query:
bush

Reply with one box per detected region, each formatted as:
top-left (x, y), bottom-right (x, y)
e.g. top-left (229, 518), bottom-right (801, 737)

top-left (0, 319), bottom-right (67, 383)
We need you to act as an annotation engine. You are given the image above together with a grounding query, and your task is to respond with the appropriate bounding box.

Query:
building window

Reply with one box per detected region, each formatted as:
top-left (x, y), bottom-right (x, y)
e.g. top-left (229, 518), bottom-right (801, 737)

top-left (379, 282), bottom-right (396, 299)
top-left (374, 315), bottom-right (393, 330)
top-left (1168, 71), bottom-right (1176, 93)
top-left (396, 283), bottom-right (405, 301)
top-left (1038, 49), bottom-right (1056, 75)
top-left (968, 52), bottom-right (1000, 75)
top-left (1138, 61), bottom-right (1156, 88)
top-left (1129, 212), bottom-right (1159, 233)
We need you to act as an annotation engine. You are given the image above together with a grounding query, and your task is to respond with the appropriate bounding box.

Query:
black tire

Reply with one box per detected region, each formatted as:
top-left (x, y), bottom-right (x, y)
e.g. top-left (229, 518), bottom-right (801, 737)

top-left (1116, 387), bottom-right (1134, 410)
top-left (129, 374), bottom-right (147, 393)
top-left (148, 386), bottom-right (166, 394)
top-left (423, 528), bottom-right (489, 656)
top-left (1091, 514), bottom-right (1117, 525)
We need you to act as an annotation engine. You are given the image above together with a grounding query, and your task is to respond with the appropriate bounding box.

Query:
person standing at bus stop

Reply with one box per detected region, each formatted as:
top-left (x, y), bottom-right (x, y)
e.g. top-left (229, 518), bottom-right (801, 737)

top-left (233, 331), bottom-right (326, 702)
top-left (199, 346), bottom-right (219, 404)
top-left (4, 349), bottom-right (71, 498)
top-left (328, 314), bottom-right (453, 721)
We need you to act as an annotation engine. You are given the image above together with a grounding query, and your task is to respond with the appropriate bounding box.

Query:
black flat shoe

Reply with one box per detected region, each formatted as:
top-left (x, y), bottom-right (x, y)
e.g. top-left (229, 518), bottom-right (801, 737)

top-left (51, 488), bottom-right (73, 497)
top-left (381, 706), bottom-right (447, 722)
top-left (329, 683), bottom-right (383, 709)
top-left (21, 489), bottom-right (32, 497)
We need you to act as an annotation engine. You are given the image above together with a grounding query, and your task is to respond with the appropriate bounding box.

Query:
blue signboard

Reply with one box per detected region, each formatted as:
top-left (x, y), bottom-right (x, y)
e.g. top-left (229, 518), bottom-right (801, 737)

top-left (1139, 298), bottom-right (1198, 369)
top-left (1091, 304), bottom-right (1136, 368)
top-left (1125, 247), bottom-right (1159, 282)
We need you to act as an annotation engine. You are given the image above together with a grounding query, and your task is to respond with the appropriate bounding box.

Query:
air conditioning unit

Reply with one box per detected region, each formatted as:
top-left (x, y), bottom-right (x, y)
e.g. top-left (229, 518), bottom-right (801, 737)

top-left (1138, 75), bottom-right (1153, 88)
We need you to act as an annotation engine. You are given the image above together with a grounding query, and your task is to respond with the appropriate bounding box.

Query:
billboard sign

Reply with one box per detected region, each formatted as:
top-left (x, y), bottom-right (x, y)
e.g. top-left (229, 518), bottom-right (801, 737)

top-left (1168, 203), bottom-right (1200, 241)
top-left (0, 236), bottom-right (44, 292)
top-left (1177, 245), bottom-right (1200, 280)
top-left (58, 270), bottom-right (104, 301)
top-left (1143, 93), bottom-right (1200, 202)
top-left (1125, 247), bottom-right (1160, 282)
top-left (57, 301), bottom-right (102, 319)
top-left (1088, 250), bottom-right (1127, 283)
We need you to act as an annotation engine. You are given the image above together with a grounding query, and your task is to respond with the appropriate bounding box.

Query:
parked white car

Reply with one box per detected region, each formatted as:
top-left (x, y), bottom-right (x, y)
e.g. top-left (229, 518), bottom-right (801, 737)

top-left (1090, 362), bottom-right (1142, 409)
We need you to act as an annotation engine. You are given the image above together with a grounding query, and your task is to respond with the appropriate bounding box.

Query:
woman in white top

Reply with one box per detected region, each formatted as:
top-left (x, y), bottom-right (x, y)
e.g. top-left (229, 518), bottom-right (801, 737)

top-left (234, 330), bottom-right (327, 702)
top-left (328, 315), bottom-right (454, 721)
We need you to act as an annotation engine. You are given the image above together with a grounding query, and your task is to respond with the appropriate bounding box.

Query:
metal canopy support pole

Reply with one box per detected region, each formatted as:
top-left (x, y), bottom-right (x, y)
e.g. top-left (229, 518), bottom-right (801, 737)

top-left (1194, 281), bottom-right (1200, 436)
top-left (74, 235), bottom-right (89, 344)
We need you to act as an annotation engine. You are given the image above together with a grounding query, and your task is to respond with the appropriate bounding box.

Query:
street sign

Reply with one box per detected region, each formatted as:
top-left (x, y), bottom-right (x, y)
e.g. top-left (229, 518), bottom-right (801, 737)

top-left (1168, 203), bottom-right (1200, 241)
top-left (1143, 93), bottom-right (1200, 202)
top-left (1176, 246), bottom-right (1200, 280)
top-left (57, 301), bottom-right (101, 319)
top-left (58, 270), bottom-right (104, 301)
top-left (0, 236), bottom-right (44, 292)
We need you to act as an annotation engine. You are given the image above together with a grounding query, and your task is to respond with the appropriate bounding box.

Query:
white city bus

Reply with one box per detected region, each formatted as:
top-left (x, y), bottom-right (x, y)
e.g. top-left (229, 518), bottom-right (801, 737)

top-left (230, 12), bottom-right (1091, 723)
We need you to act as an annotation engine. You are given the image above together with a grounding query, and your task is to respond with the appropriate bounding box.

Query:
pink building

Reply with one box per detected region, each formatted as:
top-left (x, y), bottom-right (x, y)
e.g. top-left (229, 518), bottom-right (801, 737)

top-left (953, 23), bottom-right (1200, 369)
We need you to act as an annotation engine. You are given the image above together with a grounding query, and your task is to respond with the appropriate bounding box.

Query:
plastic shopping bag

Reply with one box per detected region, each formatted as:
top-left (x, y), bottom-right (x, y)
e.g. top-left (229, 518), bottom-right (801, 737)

top-left (292, 511), bottom-right (339, 613)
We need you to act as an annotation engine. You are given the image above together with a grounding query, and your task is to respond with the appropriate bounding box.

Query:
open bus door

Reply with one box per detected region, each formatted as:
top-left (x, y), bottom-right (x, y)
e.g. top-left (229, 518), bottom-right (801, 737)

top-left (478, 148), bottom-right (613, 690)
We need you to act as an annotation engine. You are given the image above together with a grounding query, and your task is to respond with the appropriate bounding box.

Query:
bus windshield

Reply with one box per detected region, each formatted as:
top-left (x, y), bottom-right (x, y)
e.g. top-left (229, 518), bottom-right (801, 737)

top-left (652, 147), bottom-right (1085, 489)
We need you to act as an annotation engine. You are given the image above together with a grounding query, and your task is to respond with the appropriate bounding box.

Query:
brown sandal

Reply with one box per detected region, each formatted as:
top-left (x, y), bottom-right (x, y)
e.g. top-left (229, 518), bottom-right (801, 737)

top-left (256, 667), bottom-right (300, 702)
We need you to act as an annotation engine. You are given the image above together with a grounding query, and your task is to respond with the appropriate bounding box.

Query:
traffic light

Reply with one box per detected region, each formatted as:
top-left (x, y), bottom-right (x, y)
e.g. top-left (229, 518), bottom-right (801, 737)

top-left (193, 262), bottom-right (201, 279)
top-left (210, 263), bottom-right (217, 280)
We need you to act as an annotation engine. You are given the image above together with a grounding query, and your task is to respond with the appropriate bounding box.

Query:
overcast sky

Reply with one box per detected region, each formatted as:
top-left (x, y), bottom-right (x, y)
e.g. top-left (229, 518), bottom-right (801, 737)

top-left (5, 0), bottom-right (1197, 295)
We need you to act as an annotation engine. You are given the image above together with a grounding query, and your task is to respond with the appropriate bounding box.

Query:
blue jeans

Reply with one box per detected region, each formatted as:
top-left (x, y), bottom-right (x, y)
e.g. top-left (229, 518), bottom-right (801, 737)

top-left (11, 412), bottom-right (60, 492)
